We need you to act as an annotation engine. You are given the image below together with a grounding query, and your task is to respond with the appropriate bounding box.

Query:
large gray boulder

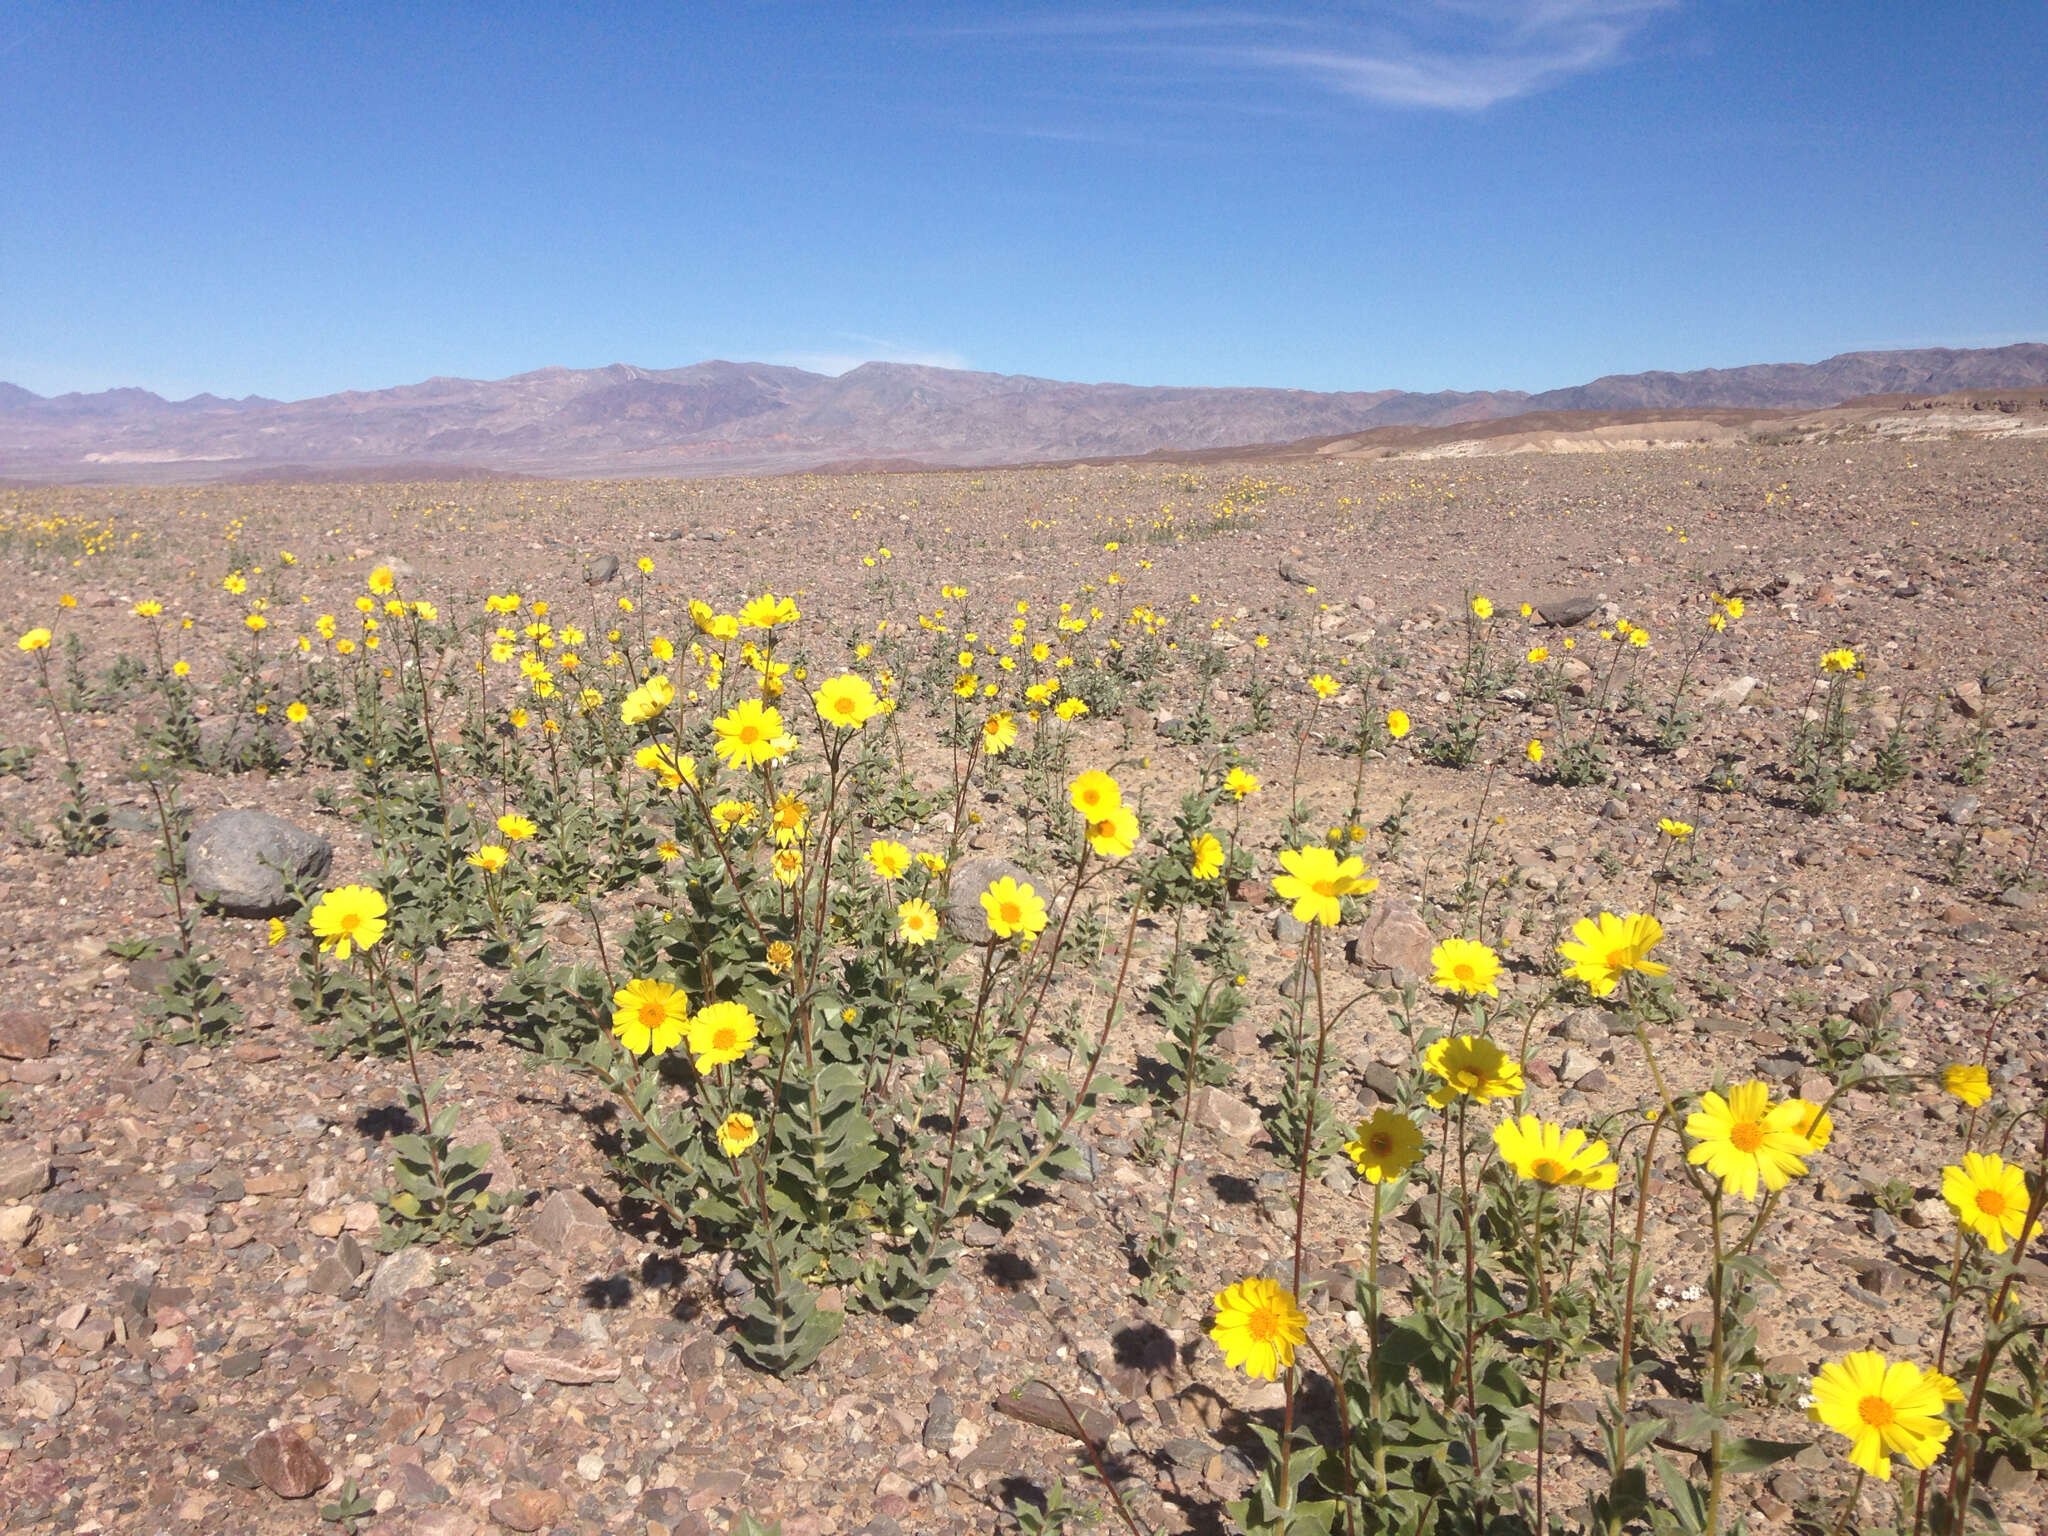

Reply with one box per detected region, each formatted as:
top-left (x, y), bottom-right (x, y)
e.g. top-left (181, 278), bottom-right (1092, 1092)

top-left (186, 810), bottom-right (333, 916)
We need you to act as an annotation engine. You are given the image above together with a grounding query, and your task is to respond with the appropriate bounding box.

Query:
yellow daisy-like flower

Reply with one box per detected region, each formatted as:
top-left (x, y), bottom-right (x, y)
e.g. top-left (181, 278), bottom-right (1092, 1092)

top-left (1271, 846), bottom-right (1375, 928)
top-left (367, 565), bottom-right (396, 596)
top-left (17, 627), bottom-right (53, 653)
top-left (1190, 833), bottom-right (1224, 880)
top-left (309, 885), bottom-right (388, 961)
top-left (1068, 769), bottom-right (1122, 820)
top-left (1821, 647), bottom-right (1858, 673)
top-left (1557, 911), bottom-right (1668, 997)
top-left (1526, 646), bottom-right (1549, 664)
top-left (1684, 1082), bottom-right (1812, 1200)
top-left (711, 799), bottom-right (755, 832)
top-left (1943, 1152), bottom-right (2030, 1253)
top-left (467, 844), bottom-right (509, 873)
top-left (1308, 673), bottom-right (1339, 700)
top-left (1658, 817), bottom-right (1692, 839)
top-left (896, 897), bottom-right (940, 946)
top-left (1224, 766), bottom-right (1261, 800)
top-left (738, 592), bottom-right (800, 630)
top-left (1087, 804), bottom-right (1140, 860)
top-left (496, 813), bottom-right (537, 842)
top-left (717, 1111), bottom-right (760, 1158)
top-left (1470, 595), bottom-right (1494, 619)
top-left (770, 847), bottom-right (803, 887)
top-left (867, 839), bottom-right (912, 880)
top-left (1941, 1063), bottom-right (1992, 1108)
top-left (634, 742), bottom-right (697, 790)
top-left (1808, 1352), bottom-right (1960, 1480)
top-left (1385, 709), bottom-right (1411, 739)
top-left (655, 839), bottom-right (682, 862)
top-left (133, 599), bottom-right (164, 618)
top-left (1424, 1035), bottom-right (1524, 1108)
top-left (764, 940), bottom-right (794, 974)
top-left (1344, 1110), bottom-right (1424, 1184)
top-left (770, 793), bottom-right (809, 847)
top-left (172, 659), bottom-right (192, 675)
top-left (620, 673), bottom-right (676, 725)
top-left (1208, 1277), bottom-right (1308, 1382)
top-left (1786, 1097), bottom-right (1833, 1151)
top-left (713, 697), bottom-right (795, 770)
top-left (980, 876), bottom-right (1047, 942)
top-left (981, 711), bottom-right (1018, 756)
top-left (285, 701), bottom-right (309, 724)
top-left (1492, 1114), bottom-right (1617, 1188)
top-left (813, 673), bottom-right (883, 730)
top-left (915, 850), bottom-right (947, 876)
top-left (1430, 937), bottom-right (1500, 998)
top-left (1055, 697), bottom-right (1088, 720)
top-left (266, 917), bottom-right (287, 946)
top-left (687, 1000), bottom-right (759, 1073)
top-left (610, 977), bottom-right (689, 1056)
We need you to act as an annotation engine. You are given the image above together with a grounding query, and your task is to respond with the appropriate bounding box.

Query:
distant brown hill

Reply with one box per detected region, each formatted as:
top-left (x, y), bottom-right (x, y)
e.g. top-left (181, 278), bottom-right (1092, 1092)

top-left (2, 344), bottom-right (2042, 482)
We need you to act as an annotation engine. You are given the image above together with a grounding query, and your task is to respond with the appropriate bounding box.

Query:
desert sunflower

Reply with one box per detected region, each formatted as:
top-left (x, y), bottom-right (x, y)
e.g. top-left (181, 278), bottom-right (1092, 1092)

top-left (979, 877), bottom-right (1047, 942)
top-left (1943, 1151), bottom-right (2030, 1253)
top-left (1557, 911), bottom-right (1668, 997)
top-left (1208, 1277), bottom-right (1308, 1381)
top-left (1430, 937), bottom-right (1500, 999)
top-left (309, 885), bottom-right (387, 961)
top-left (1344, 1110), bottom-right (1424, 1184)
top-left (1684, 1081), bottom-right (1813, 1200)
top-left (1808, 1351), bottom-right (1959, 1479)
top-left (610, 977), bottom-right (689, 1057)
top-left (687, 1001), bottom-right (758, 1073)
top-left (1493, 1115), bottom-right (1618, 1188)
top-left (1424, 1035), bottom-right (1524, 1108)
top-left (1272, 845), bottom-right (1375, 928)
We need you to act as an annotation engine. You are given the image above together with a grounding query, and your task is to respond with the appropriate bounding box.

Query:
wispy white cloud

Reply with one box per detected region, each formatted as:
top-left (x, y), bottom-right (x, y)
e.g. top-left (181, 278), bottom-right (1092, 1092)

top-left (771, 335), bottom-right (971, 376)
top-left (945, 2), bottom-right (1675, 114)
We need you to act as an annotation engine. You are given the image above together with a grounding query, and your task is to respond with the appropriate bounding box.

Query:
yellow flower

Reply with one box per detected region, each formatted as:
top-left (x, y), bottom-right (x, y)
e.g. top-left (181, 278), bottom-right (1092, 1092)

top-left (1941, 1063), bottom-right (1991, 1107)
top-left (611, 977), bottom-right (688, 1056)
top-left (266, 917), bottom-right (287, 946)
top-left (655, 839), bottom-right (681, 862)
top-left (172, 659), bottom-right (191, 676)
top-left (1525, 738), bottom-right (1543, 764)
top-left (1424, 1035), bottom-right (1524, 1107)
top-left (764, 940), bottom-right (794, 974)
top-left (738, 592), bottom-right (800, 629)
top-left (506, 705), bottom-right (526, 728)
top-left (1519, 602), bottom-right (1533, 617)
top-left (1944, 1152), bottom-right (2029, 1253)
top-left (1087, 804), bottom-right (1140, 859)
top-left (1385, 709), bottom-right (1411, 739)
top-left (649, 635), bottom-right (674, 663)
top-left (1272, 846), bottom-right (1375, 927)
top-left (1658, 817), bottom-right (1692, 839)
top-left (980, 876), bottom-right (1047, 942)
top-left (896, 897), bottom-right (940, 946)
top-left (710, 799), bottom-right (755, 832)
top-left (636, 555), bottom-right (655, 575)
top-left (1344, 1110), bottom-right (1424, 1184)
top-left (1787, 1097), bottom-right (1833, 1151)
top-left (222, 573), bottom-right (248, 595)
top-left (309, 885), bottom-right (388, 961)
top-left (713, 697), bottom-right (795, 770)
top-left (687, 1000), bottom-right (759, 1073)
top-left (1055, 697), bottom-right (1088, 720)
top-left (770, 793), bottom-right (809, 847)
top-left (634, 743), bottom-right (697, 790)
top-left (915, 850), bottom-right (947, 876)
top-left (1430, 937), bottom-right (1500, 998)
top-left (467, 844), bottom-right (509, 873)
top-left (867, 840), bottom-right (911, 880)
top-left (1808, 1352), bottom-right (1959, 1480)
top-left (1557, 911), bottom-right (1667, 997)
top-left (1224, 766), bottom-right (1261, 800)
top-left (770, 847), bottom-right (804, 887)
top-left (813, 673), bottom-right (883, 730)
top-left (1068, 770), bottom-right (1122, 819)
top-left (1308, 672), bottom-right (1339, 699)
top-left (1493, 1114), bottom-right (1617, 1188)
top-left (284, 701), bottom-right (309, 724)
top-left (717, 1111), bottom-right (759, 1157)
top-left (1190, 833), bottom-right (1224, 880)
top-left (133, 599), bottom-right (163, 618)
top-left (17, 628), bottom-right (52, 652)
top-left (1821, 648), bottom-right (1858, 673)
top-left (1470, 595), bottom-right (1494, 619)
top-left (1208, 1277), bottom-right (1308, 1381)
top-left (619, 673), bottom-right (676, 725)
top-left (1684, 1082), bottom-right (1812, 1200)
top-left (981, 711), bottom-right (1018, 756)
top-left (1525, 646), bottom-right (1548, 664)
top-left (367, 566), bottom-right (396, 595)
top-left (496, 813), bottom-right (537, 842)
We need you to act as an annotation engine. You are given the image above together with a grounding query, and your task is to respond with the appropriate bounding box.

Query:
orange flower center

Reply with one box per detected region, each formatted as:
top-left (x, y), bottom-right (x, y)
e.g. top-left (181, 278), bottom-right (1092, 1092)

top-left (711, 1026), bottom-right (738, 1051)
top-left (1245, 1308), bottom-right (1281, 1343)
top-left (1453, 1069), bottom-right (1481, 1090)
top-left (1977, 1189), bottom-right (2009, 1217)
top-left (1369, 1134), bottom-right (1393, 1157)
top-left (1857, 1395), bottom-right (1896, 1429)
top-left (338, 912), bottom-right (362, 933)
top-left (737, 724), bottom-right (760, 743)
top-left (999, 901), bottom-right (1022, 925)
top-left (1532, 1158), bottom-right (1566, 1182)
top-left (638, 1002), bottom-right (665, 1029)
top-left (1728, 1121), bottom-right (1764, 1153)
top-left (1604, 948), bottom-right (1630, 972)
top-left (1453, 962), bottom-right (1477, 983)
top-left (832, 697), bottom-right (854, 716)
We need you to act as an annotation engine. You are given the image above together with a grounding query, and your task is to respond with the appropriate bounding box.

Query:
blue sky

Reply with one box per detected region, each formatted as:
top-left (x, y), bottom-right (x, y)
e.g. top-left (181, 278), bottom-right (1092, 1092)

top-left (3, 1), bottom-right (2042, 401)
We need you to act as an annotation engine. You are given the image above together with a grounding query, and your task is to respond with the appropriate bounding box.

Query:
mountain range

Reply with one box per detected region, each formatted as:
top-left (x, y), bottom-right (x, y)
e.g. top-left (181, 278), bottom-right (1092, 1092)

top-left (4, 343), bottom-right (2045, 482)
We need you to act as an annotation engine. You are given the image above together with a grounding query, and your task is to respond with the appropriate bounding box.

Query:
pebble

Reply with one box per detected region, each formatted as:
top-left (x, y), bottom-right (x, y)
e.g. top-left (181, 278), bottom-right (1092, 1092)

top-left (246, 1425), bottom-right (331, 1499)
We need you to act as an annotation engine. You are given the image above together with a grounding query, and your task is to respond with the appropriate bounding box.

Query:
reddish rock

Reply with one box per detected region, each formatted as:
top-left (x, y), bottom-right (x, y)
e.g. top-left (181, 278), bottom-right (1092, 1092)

top-left (489, 1487), bottom-right (566, 1531)
top-left (0, 1012), bottom-right (50, 1061)
top-left (246, 1425), bottom-right (330, 1498)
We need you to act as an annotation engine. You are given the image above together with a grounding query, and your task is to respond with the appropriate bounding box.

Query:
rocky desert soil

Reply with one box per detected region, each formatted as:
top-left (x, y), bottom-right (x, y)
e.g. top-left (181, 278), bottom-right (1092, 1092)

top-left (0, 435), bottom-right (2044, 1535)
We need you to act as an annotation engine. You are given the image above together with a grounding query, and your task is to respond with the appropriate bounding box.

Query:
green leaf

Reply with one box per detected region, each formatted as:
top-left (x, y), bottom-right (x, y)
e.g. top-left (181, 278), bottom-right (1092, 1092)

top-left (1717, 1437), bottom-right (1809, 1475)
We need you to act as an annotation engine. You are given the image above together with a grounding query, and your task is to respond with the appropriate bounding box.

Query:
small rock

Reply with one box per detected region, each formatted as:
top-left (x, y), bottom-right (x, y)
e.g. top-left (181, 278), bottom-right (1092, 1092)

top-left (1855, 1260), bottom-right (1905, 1298)
top-left (1944, 795), bottom-right (1981, 827)
top-left (961, 1219), bottom-right (1003, 1248)
top-left (922, 1390), bottom-right (959, 1452)
top-left (0, 1204), bottom-right (41, 1248)
top-left (1270, 911), bottom-right (1307, 943)
top-left (1194, 1087), bottom-right (1262, 1142)
top-left (1278, 557), bottom-right (1324, 588)
top-left (246, 1425), bottom-right (330, 1499)
top-left (12, 1369), bottom-right (77, 1421)
top-left (489, 1488), bottom-right (567, 1532)
top-left (185, 810), bottom-right (333, 917)
top-left (0, 1148), bottom-right (52, 1202)
top-left (308, 1256), bottom-right (358, 1297)
top-left (583, 554), bottom-right (620, 586)
top-left (528, 1189), bottom-right (611, 1253)
top-left (500, 1349), bottom-right (622, 1384)
top-left (1347, 899), bottom-right (1433, 978)
top-left (0, 1012), bottom-right (51, 1061)
top-left (367, 1246), bottom-right (436, 1304)
top-left (1533, 592), bottom-right (1601, 627)
top-left (1705, 676), bottom-right (1762, 707)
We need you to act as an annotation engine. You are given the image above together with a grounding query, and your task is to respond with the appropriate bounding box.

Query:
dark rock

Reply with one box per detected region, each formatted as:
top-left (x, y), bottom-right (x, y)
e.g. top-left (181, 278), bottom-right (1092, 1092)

top-left (922, 1390), bottom-right (958, 1451)
top-left (246, 1425), bottom-right (330, 1498)
top-left (584, 553), bottom-right (621, 585)
top-left (1533, 593), bottom-right (1601, 627)
top-left (185, 810), bottom-right (332, 917)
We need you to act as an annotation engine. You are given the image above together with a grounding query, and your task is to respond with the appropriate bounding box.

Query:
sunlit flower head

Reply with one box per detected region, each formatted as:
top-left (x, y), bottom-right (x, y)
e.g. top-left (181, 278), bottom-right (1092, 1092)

top-left (620, 673), bottom-right (676, 726)
top-left (1808, 1352), bottom-right (1959, 1480)
top-left (133, 600), bottom-right (163, 618)
top-left (713, 697), bottom-right (795, 770)
top-left (367, 566), bottom-right (396, 596)
top-left (634, 742), bottom-right (697, 790)
top-left (1658, 817), bottom-right (1693, 839)
top-left (896, 896), bottom-right (940, 946)
top-left (467, 844), bottom-right (509, 873)
top-left (813, 673), bottom-right (883, 730)
top-left (1190, 832), bottom-right (1224, 881)
top-left (1685, 1082), bottom-right (1811, 1200)
top-left (1941, 1063), bottom-right (1992, 1108)
top-left (611, 977), bottom-right (688, 1057)
top-left (981, 711), bottom-right (1018, 756)
top-left (1470, 595), bottom-right (1493, 619)
top-left (1385, 709), bottom-right (1411, 740)
top-left (1068, 769), bottom-right (1122, 820)
top-left (1424, 1035), bottom-right (1524, 1108)
top-left (1087, 804), bottom-right (1140, 859)
top-left (717, 1111), bottom-right (759, 1158)
top-left (1558, 911), bottom-right (1667, 997)
top-left (496, 813), bottom-right (537, 842)
top-left (1308, 673), bottom-right (1339, 700)
top-left (1208, 1277), bottom-right (1308, 1382)
top-left (1525, 738), bottom-right (1543, 764)
top-left (1493, 1115), bottom-right (1617, 1188)
top-left (1272, 845), bottom-right (1375, 927)
top-left (17, 628), bottom-right (53, 653)
top-left (1821, 648), bottom-right (1858, 674)
top-left (1430, 937), bottom-right (1500, 999)
top-left (687, 1000), bottom-right (759, 1073)
top-left (1944, 1152), bottom-right (2029, 1253)
top-left (867, 839), bottom-right (911, 880)
top-left (979, 876), bottom-right (1047, 942)
top-left (739, 592), bottom-right (800, 630)
top-left (1224, 766), bottom-right (1261, 800)
top-left (309, 885), bottom-right (387, 961)
top-left (1344, 1109), bottom-right (1424, 1184)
